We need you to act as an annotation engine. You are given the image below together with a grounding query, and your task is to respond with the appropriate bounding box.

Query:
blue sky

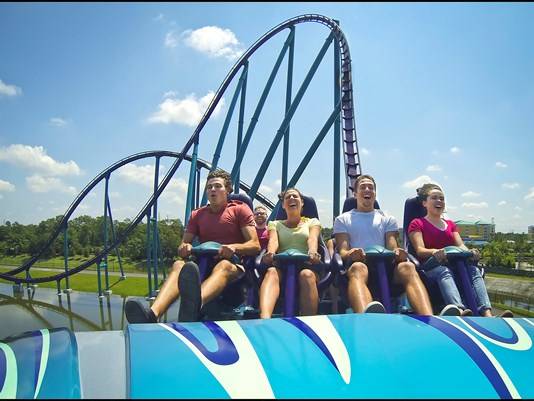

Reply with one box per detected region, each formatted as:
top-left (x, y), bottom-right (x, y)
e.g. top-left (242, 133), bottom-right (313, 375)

top-left (0, 3), bottom-right (533, 233)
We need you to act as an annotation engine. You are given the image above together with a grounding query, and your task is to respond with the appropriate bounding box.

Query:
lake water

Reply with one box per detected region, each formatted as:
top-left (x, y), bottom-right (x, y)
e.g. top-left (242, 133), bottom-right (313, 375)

top-left (0, 283), bottom-right (180, 340)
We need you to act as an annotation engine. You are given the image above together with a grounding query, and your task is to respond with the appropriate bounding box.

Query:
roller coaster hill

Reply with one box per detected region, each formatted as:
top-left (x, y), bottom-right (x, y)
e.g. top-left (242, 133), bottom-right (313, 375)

top-left (1, 15), bottom-right (533, 399)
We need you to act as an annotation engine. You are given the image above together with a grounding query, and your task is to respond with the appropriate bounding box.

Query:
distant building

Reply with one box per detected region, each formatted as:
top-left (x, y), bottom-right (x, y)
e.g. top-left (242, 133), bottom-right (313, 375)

top-left (529, 225), bottom-right (534, 240)
top-left (455, 220), bottom-right (495, 243)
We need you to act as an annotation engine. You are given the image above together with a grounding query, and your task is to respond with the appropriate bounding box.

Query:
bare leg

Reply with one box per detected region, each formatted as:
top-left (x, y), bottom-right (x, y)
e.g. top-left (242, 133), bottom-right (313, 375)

top-left (393, 261), bottom-right (433, 316)
top-left (201, 259), bottom-right (241, 305)
top-left (299, 269), bottom-right (319, 316)
top-left (347, 262), bottom-right (373, 313)
top-left (150, 260), bottom-right (185, 318)
top-left (259, 267), bottom-right (282, 319)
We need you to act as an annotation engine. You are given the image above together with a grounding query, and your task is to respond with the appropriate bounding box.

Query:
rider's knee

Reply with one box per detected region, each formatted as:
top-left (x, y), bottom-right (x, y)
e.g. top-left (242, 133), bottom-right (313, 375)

top-left (396, 261), bottom-right (417, 280)
top-left (347, 262), bottom-right (368, 280)
top-left (299, 268), bottom-right (316, 284)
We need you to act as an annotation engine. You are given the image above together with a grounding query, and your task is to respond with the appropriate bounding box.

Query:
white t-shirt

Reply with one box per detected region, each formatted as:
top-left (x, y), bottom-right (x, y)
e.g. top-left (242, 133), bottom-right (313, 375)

top-left (333, 209), bottom-right (398, 249)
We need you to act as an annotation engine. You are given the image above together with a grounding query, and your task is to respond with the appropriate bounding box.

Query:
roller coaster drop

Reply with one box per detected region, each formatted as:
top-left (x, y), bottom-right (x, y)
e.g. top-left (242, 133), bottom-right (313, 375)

top-left (0, 14), bottom-right (533, 399)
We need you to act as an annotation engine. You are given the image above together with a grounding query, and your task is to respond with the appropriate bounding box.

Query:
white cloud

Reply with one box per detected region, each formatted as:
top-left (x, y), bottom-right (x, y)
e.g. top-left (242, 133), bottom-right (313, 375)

top-left (182, 26), bottom-right (244, 60)
top-left (117, 164), bottom-right (158, 186)
top-left (153, 13), bottom-right (164, 22)
top-left (148, 91), bottom-right (224, 126)
top-left (502, 182), bottom-right (520, 189)
top-left (117, 163), bottom-right (187, 192)
top-left (402, 175), bottom-right (435, 190)
top-left (167, 177), bottom-right (188, 192)
top-left (274, 179), bottom-right (282, 187)
top-left (450, 146), bottom-right (460, 154)
top-left (426, 165), bottom-right (442, 172)
top-left (0, 179), bottom-right (15, 192)
top-left (462, 202), bottom-right (488, 209)
top-left (26, 175), bottom-right (77, 194)
top-left (360, 147), bottom-right (370, 156)
top-left (49, 117), bottom-right (68, 127)
top-left (495, 161), bottom-right (507, 168)
top-left (515, 206), bottom-right (523, 211)
top-left (161, 190), bottom-right (185, 205)
top-left (512, 214), bottom-right (521, 219)
top-left (461, 191), bottom-right (480, 198)
top-left (524, 187), bottom-right (534, 201)
top-left (165, 31), bottom-right (179, 48)
top-left (497, 201), bottom-right (507, 206)
top-left (163, 91), bottom-right (177, 98)
top-left (0, 79), bottom-right (22, 96)
top-left (467, 214), bottom-right (482, 220)
top-left (0, 144), bottom-right (81, 176)
top-left (259, 184), bottom-right (273, 194)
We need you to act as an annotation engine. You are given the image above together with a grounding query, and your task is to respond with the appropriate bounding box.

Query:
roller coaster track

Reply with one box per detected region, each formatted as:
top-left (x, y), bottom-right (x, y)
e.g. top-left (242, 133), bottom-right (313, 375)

top-left (0, 151), bottom-right (273, 284)
top-left (0, 14), bottom-right (361, 286)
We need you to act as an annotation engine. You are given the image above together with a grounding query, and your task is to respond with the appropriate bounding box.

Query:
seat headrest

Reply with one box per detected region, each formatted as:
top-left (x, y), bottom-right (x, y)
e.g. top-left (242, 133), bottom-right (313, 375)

top-left (275, 194), bottom-right (319, 220)
top-left (227, 193), bottom-right (254, 212)
top-left (403, 196), bottom-right (427, 250)
top-left (342, 197), bottom-right (380, 213)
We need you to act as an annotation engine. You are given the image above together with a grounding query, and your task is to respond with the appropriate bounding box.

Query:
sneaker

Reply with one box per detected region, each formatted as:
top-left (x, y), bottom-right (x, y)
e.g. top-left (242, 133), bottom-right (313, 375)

top-left (499, 309), bottom-right (514, 318)
top-left (460, 308), bottom-right (473, 317)
top-left (178, 262), bottom-right (202, 322)
top-left (364, 301), bottom-right (386, 314)
top-left (439, 304), bottom-right (461, 316)
top-left (125, 299), bottom-right (157, 324)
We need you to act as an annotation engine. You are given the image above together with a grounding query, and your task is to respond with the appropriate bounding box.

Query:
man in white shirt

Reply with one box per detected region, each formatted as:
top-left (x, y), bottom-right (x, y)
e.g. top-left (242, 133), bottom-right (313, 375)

top-left (333, 175), bottom-right (433, 315)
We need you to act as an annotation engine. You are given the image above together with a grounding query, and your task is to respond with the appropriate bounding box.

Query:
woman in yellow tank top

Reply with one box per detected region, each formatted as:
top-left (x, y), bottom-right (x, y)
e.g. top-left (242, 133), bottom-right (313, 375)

top-left (259, 188), bottom-right (322, 318)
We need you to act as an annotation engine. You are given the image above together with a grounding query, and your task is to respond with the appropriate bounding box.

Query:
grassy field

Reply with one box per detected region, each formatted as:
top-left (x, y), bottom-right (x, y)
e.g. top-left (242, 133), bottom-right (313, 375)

top-left (486, 273), bottom-right (534, 282)
top-left (0, 254), bottom-right (172, 274)
top-left (0, 265), bottom-right (166, 297)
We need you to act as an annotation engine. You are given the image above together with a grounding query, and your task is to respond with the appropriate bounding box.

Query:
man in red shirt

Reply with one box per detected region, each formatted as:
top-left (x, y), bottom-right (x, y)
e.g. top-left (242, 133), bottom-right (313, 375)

top-left (125, 169), bottom-right (261, 323)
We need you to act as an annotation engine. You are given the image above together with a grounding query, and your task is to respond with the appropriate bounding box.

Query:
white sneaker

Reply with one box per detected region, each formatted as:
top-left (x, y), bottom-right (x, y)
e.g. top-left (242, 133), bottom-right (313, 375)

top-left (364, 301), bottom-right (386, 314)
top-left (440, 304), bottom-right (461, 316)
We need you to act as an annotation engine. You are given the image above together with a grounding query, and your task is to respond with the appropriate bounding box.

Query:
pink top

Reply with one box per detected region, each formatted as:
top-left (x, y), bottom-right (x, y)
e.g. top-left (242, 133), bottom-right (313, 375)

top-left (407, 217), bottom-right (458, 256)
top-left (186, 200), bottom-right (255, 245)
top-left (256, 226), bottom-right (269, 250)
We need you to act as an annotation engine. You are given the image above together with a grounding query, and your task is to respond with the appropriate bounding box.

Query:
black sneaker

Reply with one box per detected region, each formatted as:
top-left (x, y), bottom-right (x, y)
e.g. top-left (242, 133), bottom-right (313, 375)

top-left (125, 299), bottom-right (157, 324)
top-left (178, 262), bottom-right (202, 322)
top-left (439, 304), bottom-right (462, 316)
top-left (363, 301), bottom-right (386, 314)
top-left (499, 309), bottom-right (514, 318)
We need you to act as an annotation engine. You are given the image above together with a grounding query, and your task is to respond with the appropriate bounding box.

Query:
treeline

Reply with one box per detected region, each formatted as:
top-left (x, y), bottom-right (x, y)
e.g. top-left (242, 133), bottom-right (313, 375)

top-left (0, 215), bottom-right (184, 262)
top-left (1, 217), bottom-right (532, 268)
top-left (479, 233), bottom-right (534, 268)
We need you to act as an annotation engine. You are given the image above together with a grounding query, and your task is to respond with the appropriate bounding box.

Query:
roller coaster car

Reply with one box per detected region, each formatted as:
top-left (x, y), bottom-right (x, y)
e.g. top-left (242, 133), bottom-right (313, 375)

top-left (252, 194), bottom-right (336, 317)
top-left (332, 197), bottom-right (414, 314)
top-left (402, 196), bottom-right (486, 315)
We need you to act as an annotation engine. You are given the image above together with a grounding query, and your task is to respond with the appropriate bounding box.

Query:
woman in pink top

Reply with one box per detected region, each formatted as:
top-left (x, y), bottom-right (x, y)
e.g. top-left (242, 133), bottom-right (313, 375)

top-left (408, 183), bottom-right (512, 317)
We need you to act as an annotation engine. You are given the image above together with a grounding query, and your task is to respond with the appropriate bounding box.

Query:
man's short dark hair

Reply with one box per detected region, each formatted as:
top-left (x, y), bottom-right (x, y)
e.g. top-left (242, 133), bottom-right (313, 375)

top-left (353, 174), bottom-right (376, 192)
top-left (206, 169), bottom-right (233, 192)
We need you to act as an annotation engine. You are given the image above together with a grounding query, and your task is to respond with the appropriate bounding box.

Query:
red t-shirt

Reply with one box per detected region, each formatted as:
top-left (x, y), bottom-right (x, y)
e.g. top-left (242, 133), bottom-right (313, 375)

top-left (407, 217), bottom-right (458, 253)
top-left (186, 200), bottom-right (255, 244)
top-left (256, 226), bottom-right (269, 250)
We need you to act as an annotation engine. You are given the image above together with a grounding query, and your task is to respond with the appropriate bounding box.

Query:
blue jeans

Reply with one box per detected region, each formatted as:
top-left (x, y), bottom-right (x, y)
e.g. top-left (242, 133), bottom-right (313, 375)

top-left (425, 264), bottom-right (491, 314)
